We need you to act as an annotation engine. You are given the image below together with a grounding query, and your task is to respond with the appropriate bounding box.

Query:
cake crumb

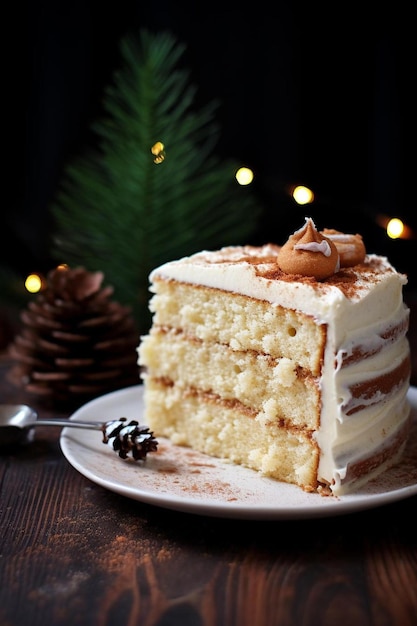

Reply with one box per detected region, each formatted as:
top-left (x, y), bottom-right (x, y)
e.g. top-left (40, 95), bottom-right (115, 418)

top-left (317, 484), bottom-right (334, 497)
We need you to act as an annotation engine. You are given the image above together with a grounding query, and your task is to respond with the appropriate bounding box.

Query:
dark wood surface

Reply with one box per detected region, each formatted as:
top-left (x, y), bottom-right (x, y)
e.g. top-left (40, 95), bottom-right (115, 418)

top-left (1, 299), bottom-right (417, 626)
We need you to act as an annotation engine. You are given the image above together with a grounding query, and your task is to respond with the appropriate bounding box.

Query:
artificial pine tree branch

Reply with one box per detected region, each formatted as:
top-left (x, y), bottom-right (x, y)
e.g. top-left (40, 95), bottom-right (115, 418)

top-left (50, 29), bottom-right (261, 335)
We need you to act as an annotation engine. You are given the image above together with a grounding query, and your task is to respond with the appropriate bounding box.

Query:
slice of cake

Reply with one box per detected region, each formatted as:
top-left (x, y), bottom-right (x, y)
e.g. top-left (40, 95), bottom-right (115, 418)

top-left (138, 218), bottom-right (411, 495)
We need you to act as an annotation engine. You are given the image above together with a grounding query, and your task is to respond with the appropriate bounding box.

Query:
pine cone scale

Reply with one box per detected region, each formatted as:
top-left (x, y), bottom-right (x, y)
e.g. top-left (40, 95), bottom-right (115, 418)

top-left (79, 311), bottom-right (132, 329)
top-left (32, 371), bottom-right (71, 381)
top-left (94, 337), bottom-right (138, 351)
top-left (55, 358), bottom-right (95, 368)
top-left (51, 330), bottom-right (92, 343)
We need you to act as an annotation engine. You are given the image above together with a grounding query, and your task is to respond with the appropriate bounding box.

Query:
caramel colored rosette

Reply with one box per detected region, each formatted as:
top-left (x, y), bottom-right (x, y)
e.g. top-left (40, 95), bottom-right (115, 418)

top-left (320, 229), bottom-right (366, 267)
top-left (277, 217), bottom-right (340, 280)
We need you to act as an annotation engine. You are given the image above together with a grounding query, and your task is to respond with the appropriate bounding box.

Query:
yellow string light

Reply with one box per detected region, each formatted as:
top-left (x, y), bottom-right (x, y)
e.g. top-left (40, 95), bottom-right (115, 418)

top-left (292, 185), bottom-right (314, 205)
top-left (151, 141), bottom-right (166, 164)
top-left (25, 274), bottom-right (44, 294)
top-left (386, 218), bottom-right (404, 239)
top-left (376, 214), bottom-right (414, 239)
top-left (235, 167), bottom-right (254, 186)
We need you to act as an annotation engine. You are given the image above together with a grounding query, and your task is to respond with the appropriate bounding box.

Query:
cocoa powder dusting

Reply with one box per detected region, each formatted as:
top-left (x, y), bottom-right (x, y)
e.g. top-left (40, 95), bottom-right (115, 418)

top-left (258, 263), bottom-right (376, 298)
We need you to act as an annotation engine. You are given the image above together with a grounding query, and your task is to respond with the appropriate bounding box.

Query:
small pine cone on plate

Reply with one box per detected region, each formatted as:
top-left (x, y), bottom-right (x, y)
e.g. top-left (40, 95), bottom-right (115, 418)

top-left (8, 266), bottom-right (140, 407)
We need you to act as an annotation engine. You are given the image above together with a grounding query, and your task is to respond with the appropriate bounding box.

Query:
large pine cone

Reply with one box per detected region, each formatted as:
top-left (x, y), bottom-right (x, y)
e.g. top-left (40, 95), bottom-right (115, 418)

top-left (8, 266), bottom-right (140, 406)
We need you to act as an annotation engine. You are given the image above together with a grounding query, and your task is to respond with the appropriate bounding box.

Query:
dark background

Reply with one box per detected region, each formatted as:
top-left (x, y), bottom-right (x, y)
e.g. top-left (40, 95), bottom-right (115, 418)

top-left (9, 2), bottom-right (416, 288)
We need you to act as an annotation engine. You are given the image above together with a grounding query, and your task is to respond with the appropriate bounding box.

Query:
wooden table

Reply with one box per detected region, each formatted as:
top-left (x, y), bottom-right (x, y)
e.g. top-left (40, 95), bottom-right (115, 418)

top-left (1, 299), bottom-right (417, 626)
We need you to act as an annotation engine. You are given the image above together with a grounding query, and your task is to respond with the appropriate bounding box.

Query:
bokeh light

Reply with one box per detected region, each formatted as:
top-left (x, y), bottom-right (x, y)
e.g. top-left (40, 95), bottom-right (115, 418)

top-left (25, 274), bottom-right (44, 293)
top-left (235, 167), bottom-right (254, 186)
top-left (292, 185), bottom-right (314, 205)
top-left (151, 141), bottom-right (165, 164)
top-left (386, 218), bottom-right (404, 239)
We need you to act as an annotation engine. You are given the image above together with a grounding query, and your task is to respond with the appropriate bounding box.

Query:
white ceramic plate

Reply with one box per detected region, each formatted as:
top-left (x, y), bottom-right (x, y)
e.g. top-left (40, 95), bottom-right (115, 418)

top-left (60, 385), bottom-right (417, 520)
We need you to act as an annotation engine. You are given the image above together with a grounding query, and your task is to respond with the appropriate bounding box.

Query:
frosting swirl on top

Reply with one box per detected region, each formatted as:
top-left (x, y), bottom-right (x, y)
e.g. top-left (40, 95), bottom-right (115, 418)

top-left (277, 217), bottom-right (340, 280)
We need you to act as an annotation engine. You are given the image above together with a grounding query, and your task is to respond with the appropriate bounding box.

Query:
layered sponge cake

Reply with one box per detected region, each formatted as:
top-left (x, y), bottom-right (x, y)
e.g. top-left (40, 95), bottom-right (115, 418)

top-left (138, 218), bottom-right (411, 495)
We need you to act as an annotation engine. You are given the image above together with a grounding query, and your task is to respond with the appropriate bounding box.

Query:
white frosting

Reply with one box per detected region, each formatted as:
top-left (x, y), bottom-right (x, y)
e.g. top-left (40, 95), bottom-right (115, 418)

top-left (295, 240), bottom-right (332, 256)
top-left (149, 245), bottom-right (410, 494)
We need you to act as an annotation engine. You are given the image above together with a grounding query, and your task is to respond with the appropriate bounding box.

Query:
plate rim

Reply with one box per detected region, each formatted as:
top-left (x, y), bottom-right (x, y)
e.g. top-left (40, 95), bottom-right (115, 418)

top-left (60, 385), bottom-right (417, 520)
